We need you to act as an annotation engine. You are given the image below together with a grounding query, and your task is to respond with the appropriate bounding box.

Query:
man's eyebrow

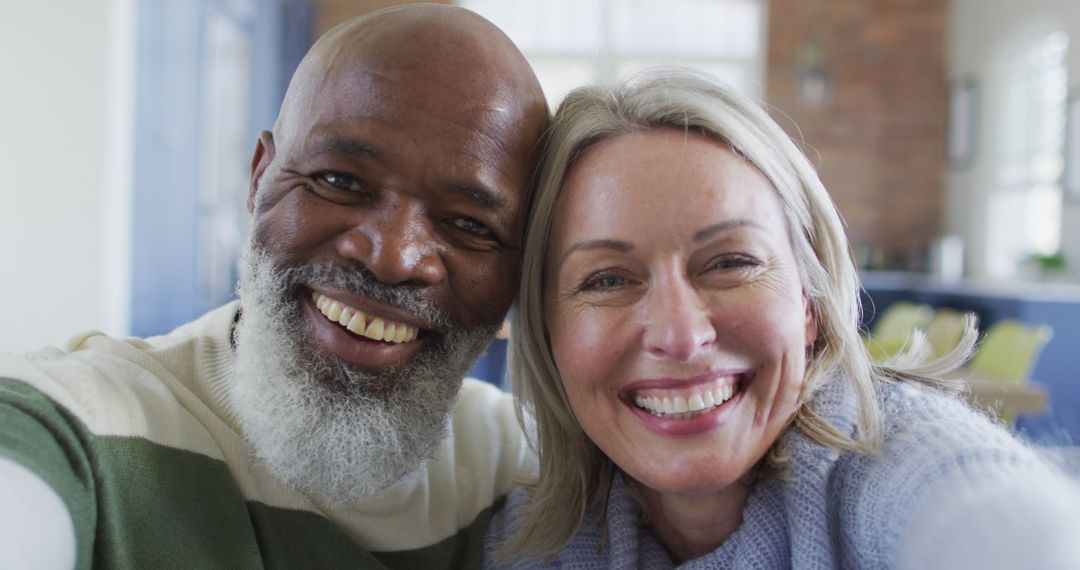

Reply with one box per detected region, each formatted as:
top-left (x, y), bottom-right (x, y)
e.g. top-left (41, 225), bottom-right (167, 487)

top-left (560, 239), bottom-right (633, 264)
top-left (450, 183), bottom-right (506, 211)
top-left (311, 134), bottom-right (380, 159)
top-left (693, 219), bottom-right (761, 242)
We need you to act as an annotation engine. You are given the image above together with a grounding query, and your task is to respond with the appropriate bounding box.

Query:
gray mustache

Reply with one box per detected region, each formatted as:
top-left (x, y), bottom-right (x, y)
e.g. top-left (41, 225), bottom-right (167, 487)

top-left (278, 260), bottom-right (452, 332)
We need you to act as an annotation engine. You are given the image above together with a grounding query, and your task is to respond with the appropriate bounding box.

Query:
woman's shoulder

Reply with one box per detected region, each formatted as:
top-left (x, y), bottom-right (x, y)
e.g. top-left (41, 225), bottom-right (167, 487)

top-left (876, 380), bottom-right (1023, 458)
top-left (834, 380), bottom-right (1040, 493)
top-left (483, 486), bottom-right (527, 566)
top-left (482, 487), bottom-right (575, 570)
top-left (483, 477), bottom-right (663, 569)
top-left (799, 372), bottom-right (1023, 472)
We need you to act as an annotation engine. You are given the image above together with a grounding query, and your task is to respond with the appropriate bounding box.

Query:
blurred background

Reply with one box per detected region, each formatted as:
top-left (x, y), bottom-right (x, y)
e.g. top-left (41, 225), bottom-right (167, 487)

top-left (2, 0), bottom-right (1078, 443)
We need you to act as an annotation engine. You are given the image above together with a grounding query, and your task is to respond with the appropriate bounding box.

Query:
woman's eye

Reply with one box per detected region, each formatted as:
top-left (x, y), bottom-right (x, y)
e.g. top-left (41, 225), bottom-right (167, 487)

top-left (450, 217), bottom-right (494, 238)
top-left (580, 273), bottom-right (628, 292)
top-left (708, 255), bottom-right (759, 272)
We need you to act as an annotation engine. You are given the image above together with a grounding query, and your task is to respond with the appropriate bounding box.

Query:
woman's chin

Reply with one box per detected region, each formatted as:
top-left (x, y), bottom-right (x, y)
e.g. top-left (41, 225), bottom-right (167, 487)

top-left (623, 458), bottom-right (750, 500)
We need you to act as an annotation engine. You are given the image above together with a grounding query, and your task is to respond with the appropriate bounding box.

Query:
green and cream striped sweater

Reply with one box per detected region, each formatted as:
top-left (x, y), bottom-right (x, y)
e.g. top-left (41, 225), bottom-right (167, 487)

top-left (0, 302), bottom-right (534, 569)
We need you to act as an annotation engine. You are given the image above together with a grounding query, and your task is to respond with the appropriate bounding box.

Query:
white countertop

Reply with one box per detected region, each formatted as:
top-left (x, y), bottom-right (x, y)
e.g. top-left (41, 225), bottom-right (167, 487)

top-left (860, 271), bottom-right (1080, 303)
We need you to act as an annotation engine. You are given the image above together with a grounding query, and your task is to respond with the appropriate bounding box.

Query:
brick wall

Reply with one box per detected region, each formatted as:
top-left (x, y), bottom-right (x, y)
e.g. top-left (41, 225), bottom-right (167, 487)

top-left (766, 0), bottom-right (947, 270)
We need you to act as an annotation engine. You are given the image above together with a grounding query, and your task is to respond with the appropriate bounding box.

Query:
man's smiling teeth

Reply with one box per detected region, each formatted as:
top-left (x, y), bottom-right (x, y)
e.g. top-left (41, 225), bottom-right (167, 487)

top-left (311, 292), bottom-right (419, 343)
top-left (632, 380), bottom-right (737, 419)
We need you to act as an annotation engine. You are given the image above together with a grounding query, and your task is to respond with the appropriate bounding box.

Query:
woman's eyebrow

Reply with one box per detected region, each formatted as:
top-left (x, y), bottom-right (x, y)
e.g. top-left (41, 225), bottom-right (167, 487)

top-left (559, 239), bottom-right (633, 265)
top-left (559, 220), bottom-right (764, 264)
top-left (693, 219), bottom-right (762, 242)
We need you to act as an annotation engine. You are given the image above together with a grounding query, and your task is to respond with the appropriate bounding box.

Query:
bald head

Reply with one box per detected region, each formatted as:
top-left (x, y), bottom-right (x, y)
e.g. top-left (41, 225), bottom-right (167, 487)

top-left (273, 4), bottom-right (547, 153)
top-left (311, 3), bottom-right (535, 85)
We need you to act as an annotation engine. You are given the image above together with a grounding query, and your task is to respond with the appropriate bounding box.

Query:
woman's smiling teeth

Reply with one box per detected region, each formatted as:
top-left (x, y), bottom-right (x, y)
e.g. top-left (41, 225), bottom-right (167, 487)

top-left (312, 291), bottom-right (419, 343)
top-left (632, 378), bottom-right (739, 419)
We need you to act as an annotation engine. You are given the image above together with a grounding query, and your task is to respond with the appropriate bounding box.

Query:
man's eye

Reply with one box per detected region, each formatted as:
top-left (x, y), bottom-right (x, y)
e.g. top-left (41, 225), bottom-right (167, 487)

top-left (450, 217), bottom-right (494, 238)
top-left (320, 172), bottom-right (366, 193)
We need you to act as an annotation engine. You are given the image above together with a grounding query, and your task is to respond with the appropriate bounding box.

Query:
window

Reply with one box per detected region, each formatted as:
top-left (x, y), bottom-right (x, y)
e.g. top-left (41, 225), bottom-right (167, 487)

top-left (459, 0), bottom-right (767, 106)
top-left (987, 30), bottom-right (1068, 278)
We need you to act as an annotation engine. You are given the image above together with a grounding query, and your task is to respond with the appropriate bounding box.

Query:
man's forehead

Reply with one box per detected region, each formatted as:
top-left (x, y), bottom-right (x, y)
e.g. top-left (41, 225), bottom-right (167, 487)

top-left (282, 63), bottom-right (532, 165)
top-left (293, 102), bottom-right (522, 164)
top-left (285, 61), bottom-right (521, 135)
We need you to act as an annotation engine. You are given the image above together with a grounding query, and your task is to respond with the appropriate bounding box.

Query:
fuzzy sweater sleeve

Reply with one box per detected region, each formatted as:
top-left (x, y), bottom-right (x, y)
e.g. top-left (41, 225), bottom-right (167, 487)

top-left (833, 383), bottom-right (1080, 569)
top-left (897, 456), bottom-right (1080, 569)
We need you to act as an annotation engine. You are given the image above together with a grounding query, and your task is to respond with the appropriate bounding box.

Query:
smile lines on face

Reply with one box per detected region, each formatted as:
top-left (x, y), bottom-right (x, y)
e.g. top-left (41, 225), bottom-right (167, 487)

top-left (312, 291), bottom-right (420, 344)
top-left (632, 378), bottom-right (740, 419)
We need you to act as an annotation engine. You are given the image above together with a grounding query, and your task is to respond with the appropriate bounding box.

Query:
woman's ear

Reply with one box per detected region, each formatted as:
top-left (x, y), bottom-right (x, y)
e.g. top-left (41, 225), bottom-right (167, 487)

top-left (803, 294), bottom-right (819, 347)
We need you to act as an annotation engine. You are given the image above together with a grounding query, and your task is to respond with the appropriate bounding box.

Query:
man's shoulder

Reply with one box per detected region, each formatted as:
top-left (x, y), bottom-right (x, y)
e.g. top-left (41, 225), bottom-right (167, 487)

top-left (454, 379), bottom-right (515, 425)
top-left (445, 378), bottom-right (532, 467)
top-left (451, 379), bottom-right (532, 468)
top-left (0, 303), bottom-right (238, 446)
top-left (0, 302), bottom-right (237, 380)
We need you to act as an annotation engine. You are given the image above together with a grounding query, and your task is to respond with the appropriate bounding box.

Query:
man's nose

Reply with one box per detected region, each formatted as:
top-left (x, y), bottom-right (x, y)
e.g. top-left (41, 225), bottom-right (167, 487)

top-left (641, 273), bottom-right (716, 361)
top-left (335, 201), bottom-right (447, 286)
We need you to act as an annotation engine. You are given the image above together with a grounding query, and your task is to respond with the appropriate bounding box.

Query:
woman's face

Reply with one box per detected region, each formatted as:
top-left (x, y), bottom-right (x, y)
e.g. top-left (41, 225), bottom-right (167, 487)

top-left (545, 130), bottom-right (817, 499)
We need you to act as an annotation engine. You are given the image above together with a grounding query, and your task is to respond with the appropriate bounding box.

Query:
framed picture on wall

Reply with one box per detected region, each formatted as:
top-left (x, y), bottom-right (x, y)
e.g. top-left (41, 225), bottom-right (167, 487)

top-left (947, 78), bottom-right (978, 168)
top-left (1065, 88), bottom-right (1080, 202)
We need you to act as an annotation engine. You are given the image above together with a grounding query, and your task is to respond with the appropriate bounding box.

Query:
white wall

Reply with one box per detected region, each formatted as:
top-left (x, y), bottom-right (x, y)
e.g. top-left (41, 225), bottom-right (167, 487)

top-left (0, 0), bottom-right (133, 352)
top-left (948, 0), bottom-right (1080, 281)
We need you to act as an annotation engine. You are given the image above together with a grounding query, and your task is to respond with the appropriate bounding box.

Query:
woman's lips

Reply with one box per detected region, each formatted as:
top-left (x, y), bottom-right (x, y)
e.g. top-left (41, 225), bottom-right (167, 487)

top-left (621, 373), bottom-right (751, 434)
top-left (632, 380), bottom-right (737, 418)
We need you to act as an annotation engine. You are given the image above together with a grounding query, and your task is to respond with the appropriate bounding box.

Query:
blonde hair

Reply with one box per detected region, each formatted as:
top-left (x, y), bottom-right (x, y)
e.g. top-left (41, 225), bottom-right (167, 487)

top-left (504, 68), bottom-right (972, 559)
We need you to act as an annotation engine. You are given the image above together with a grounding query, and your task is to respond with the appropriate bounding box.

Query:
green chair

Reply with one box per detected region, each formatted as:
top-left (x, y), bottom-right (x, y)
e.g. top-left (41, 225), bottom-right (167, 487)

top-left (863, 301), bottom-right (935, 363)
top-left (969, 319), bottom-right (1054, 383)
top-left (924, 308), bottom-right (970, 359)
top-left (959, 319), bottom-right (1053, 422)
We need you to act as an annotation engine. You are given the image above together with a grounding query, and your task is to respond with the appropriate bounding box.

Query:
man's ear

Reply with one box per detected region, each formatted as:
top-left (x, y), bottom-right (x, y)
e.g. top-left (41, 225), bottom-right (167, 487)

top-left (248, 131), bottom-right (276, 213)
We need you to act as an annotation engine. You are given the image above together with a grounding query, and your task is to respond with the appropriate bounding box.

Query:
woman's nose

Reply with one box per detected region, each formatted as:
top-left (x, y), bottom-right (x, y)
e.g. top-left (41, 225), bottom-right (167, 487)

top-left (641, 274), bottom-right (716, 361)
top-left (335, 202), bottom-right (447, 287)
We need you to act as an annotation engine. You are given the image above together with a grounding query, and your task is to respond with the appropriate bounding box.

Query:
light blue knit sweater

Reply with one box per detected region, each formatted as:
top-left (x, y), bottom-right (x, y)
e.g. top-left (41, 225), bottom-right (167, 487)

top-left (485, 376), bottom-right (1080, 569)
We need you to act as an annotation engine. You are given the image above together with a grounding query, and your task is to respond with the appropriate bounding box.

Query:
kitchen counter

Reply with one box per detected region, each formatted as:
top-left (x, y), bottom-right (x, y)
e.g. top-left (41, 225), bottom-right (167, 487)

top-left (860, 271), bottom-right (1080, 303)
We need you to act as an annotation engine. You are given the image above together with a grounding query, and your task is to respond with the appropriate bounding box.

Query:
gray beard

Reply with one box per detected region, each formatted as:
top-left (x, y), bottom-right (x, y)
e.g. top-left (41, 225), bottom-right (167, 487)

top-left (229, 246), bottom-right (499, 504)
